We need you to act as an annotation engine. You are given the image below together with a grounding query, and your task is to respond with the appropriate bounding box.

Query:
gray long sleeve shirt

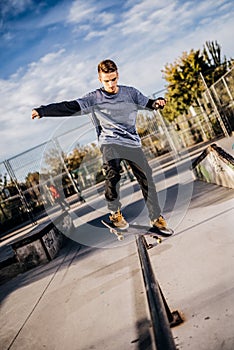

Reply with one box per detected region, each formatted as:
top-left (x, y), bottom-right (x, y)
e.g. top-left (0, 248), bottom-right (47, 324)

top-left (35, 85), bottom-right (152, 148)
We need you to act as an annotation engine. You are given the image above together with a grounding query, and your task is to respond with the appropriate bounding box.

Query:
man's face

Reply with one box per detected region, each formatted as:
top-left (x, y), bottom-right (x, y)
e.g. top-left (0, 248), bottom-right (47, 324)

top-left (98, 71), bottom-right (119, 93)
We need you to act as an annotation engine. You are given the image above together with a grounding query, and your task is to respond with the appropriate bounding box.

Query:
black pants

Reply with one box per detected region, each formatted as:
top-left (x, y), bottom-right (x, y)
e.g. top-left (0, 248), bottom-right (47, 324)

top-left (102, 144), bottom-right (161, 220)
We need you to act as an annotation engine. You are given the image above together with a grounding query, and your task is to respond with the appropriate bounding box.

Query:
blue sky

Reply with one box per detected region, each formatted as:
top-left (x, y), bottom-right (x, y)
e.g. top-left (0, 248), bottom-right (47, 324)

top-left (0, 0), bottom-right (233, 160)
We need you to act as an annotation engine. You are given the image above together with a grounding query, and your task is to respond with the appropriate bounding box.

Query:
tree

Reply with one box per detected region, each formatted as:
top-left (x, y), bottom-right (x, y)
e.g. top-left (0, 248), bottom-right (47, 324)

top-left (65, 143), bottom-right (101, 173)
top-left (162, 41), bottom-right (233, 121)
top-left (41, 147), bottom-right (64, 176)
top-left (66, 147), bottom-right (87, 172)
top-left (162, 49), bottom-right (209, 120)
top-left (203, 40), bottom-right (233, 85)
top-left (25, 172), bottom-right (40, 187)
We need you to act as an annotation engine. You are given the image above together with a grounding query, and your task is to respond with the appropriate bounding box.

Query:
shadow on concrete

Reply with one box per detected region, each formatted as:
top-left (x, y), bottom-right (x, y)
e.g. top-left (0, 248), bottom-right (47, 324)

top-left (0, 178), bottom-right (190, 299)
top-left (2, 158), bottom-right (232, 307)
top-left (0, 240), bottom-right (99, 304)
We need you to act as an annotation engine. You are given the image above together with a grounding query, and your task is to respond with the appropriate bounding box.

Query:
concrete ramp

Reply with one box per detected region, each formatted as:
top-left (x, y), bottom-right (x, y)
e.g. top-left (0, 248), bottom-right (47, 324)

top-left (192, 143), bottom-right (234, 189)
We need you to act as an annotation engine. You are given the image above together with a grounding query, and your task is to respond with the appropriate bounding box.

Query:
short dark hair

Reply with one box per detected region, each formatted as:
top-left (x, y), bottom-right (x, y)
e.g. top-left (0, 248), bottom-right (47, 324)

top-left (98, 59), bottom-right (118, 73)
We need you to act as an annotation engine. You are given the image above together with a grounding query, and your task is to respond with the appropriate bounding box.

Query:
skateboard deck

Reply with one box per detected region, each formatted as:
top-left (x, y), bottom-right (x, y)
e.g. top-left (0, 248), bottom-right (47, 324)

top-left (101, 220), bottom-right (174, 242)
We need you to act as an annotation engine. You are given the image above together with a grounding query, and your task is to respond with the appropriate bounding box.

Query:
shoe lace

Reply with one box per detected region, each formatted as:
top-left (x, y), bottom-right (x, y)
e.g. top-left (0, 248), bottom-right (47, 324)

top-left (152, 216), bottom-right (166, 227)
top-left (111, 209), bottom-right (123, 222)
top-left (157, 216), bottom-right (164, 224)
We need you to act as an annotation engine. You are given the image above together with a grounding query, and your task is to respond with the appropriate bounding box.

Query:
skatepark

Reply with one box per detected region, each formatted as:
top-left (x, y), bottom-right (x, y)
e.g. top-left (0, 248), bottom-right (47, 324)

top-left (0, 134), bottom-right (234, 349)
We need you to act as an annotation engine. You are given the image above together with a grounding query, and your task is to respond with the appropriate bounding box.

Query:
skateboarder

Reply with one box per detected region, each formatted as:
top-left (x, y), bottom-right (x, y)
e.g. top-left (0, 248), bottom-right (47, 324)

top-left (32, 59), bottom-right (167, 230)
top-left (47, 182), bottom-right (70, 212)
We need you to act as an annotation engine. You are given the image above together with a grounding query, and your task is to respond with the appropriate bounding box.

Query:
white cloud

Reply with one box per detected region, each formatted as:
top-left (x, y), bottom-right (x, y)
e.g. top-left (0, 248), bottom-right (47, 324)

top-left (67, 0), bottom-right (115, 40)
top-left (98, 12), bottom-right (115, 26)
top-left (0, 49), bottom-right (99, 160)
top-left (85, 29), bottom-right (106, 40)
top-left (0, 0), bottom-right (32, 17)
top-left (2, 32), bottom-right (14, 41)
top-left (67, 0), bottom-right (95, 23)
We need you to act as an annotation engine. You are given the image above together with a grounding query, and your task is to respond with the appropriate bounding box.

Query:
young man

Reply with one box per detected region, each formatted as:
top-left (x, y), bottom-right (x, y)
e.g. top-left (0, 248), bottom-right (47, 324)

top-left (32, 59), bottom-right (167, 230)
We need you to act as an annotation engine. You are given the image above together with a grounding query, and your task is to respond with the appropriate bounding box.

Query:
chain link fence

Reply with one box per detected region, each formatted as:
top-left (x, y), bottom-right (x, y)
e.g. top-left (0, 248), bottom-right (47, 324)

top-left (201, 67), bottom-right (234, 135)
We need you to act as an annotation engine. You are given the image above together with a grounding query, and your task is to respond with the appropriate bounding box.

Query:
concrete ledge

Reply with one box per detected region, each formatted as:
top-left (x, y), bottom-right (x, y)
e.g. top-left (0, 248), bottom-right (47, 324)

top-left (0, 212), bottom-right (74, 285)
top-left (192, 143), bottom-right (234, 189)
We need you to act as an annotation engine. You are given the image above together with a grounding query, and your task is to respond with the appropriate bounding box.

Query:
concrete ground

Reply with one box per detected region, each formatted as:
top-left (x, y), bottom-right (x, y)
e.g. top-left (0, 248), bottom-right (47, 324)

top-left (149, 181), bottom-right (234, 350)
top-left (0, 135), bottom-right (234, 350)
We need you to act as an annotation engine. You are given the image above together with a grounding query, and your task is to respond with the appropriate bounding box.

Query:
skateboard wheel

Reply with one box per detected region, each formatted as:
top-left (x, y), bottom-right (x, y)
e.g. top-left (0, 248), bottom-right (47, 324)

top-left (157, 238), bottom-right (162, 244)
top-left (118, 235), bottom-right (124, 241)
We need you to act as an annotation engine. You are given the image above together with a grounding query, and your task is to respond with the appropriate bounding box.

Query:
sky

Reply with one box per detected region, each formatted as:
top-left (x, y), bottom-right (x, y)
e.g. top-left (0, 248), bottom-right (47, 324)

top-left (0, 0), bottom-right (233, 161)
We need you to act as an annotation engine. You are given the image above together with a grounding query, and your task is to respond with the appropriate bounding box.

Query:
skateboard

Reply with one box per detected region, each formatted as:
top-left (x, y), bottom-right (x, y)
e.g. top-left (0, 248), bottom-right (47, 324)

top-left (101, 220), bottom-right (174, 243)
top-left (101, 220), bottom-right (125, 241)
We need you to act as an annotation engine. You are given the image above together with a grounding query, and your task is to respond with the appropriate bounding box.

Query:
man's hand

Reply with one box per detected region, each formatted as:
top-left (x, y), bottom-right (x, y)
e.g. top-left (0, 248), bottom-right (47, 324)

top-left (31, 109), bottom-right (40, 119)
top-left (153, 97), bottom-right (166, 110)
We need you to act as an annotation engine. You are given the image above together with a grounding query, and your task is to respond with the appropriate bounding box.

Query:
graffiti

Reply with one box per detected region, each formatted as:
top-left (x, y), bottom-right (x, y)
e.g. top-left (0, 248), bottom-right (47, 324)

top-left (44, 236), bottom-right (54, 249)
top-left (209, 152), bottom-right (224, 173)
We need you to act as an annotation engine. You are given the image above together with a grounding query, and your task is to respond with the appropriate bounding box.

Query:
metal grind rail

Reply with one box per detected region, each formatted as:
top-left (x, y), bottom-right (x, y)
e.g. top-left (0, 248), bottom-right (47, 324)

top-left (136, 235), bottom-right (183, 350)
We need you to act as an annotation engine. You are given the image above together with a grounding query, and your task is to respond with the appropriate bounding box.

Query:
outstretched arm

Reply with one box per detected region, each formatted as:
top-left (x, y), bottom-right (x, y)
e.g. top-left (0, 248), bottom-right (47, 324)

top-left (31, 100), bottom-right (81, 119)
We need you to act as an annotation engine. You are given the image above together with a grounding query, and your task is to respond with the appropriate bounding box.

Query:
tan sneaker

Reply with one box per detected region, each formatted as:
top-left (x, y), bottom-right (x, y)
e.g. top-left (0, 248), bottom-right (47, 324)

top-left (151, 215), bottom-right (167, 230)
top-left (109, 209), bottom-right (129, 230)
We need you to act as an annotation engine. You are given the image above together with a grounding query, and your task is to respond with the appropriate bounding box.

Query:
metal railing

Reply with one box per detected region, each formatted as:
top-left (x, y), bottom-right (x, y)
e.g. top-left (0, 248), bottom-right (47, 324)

top-left (136, 235), bottom-right (183, 349)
